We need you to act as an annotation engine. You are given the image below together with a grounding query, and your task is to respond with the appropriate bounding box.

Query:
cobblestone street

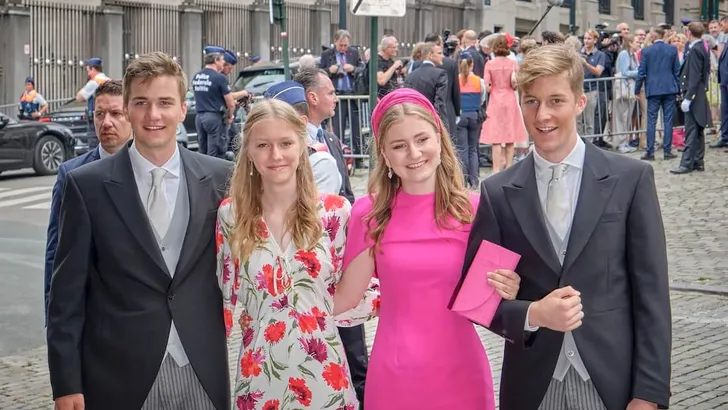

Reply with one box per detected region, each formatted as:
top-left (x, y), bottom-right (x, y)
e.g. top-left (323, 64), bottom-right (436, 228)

top-left (1, 148), bottom-right (727, 409)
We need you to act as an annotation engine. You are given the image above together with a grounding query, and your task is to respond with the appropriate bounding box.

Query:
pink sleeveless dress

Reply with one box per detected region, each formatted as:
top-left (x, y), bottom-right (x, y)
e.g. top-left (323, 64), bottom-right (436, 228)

top-left (480, 57), bottom-right (528, 145)
top-left (343, 190), bottom-right (496, 410)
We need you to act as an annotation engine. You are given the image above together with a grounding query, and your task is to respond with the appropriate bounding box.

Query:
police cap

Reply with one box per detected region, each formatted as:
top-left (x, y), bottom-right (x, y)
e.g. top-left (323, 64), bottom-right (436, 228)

top-left (250, 55), bottom-right (261, 64)
top-left (204, 46), bottom-right (226, 55)
top-left (223, 49), bottom-right (238, 65)
top-left (85, 57), bottom-right (102, 66)
top-left (264, 81), bottom-right (306, 106)
top-left (680, 18), bottom-right (696, 26)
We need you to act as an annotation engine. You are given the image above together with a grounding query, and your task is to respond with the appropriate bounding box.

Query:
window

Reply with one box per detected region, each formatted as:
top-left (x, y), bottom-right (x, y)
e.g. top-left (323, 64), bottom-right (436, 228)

top-left (484, 0), bottom-right (490, 5)
top-left (599, 0), bottom-right (611, 14)
top-left (632, 0), bottom-right (644, 20)
top-left (561, 0), bottom-right (571, 8)
top-left (663, 0), bottom-right (674, 24)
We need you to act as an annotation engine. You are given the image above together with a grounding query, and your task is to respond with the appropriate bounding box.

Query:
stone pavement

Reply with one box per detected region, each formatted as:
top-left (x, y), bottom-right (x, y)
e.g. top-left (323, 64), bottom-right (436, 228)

top-left (1, 147), bottom-right (727, 409)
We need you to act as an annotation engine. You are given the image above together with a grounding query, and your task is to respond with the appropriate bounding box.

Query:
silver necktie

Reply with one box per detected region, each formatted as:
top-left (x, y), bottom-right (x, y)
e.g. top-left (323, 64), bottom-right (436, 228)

top-left (147, 168), bottom-right (170, 237)
top-left (545, 163), bottom-right (570, 241)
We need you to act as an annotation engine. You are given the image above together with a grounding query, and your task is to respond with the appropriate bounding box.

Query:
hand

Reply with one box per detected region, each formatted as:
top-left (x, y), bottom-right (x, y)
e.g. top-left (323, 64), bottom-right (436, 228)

top-left (487, 269), bottom-right (521, 300)
top-left (393, 59), bottom-right (403, 70)
top-left (529, 286), bottom-right (584, 332)
top-left (681, 99), bottom-right (691, 112)
top-left (31, 111), bottom-right (40, 118)
top-left (344, 63), bottom-right (355, 73)
top-left (329, 64), bottom-right (339, 74)
top-left (626, 398), bottom-right (658, 410)
top-left (226, 116), bottom-right (234, 125)
top-left (55, 393), bottom-right (84, 410)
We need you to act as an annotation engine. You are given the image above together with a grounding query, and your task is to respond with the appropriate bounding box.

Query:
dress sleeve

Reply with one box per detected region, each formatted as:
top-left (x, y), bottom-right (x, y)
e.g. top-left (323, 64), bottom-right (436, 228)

top-left (334, 196), bottom-right (380, 326)
top-left (216, 199), bottom-right (241, 338)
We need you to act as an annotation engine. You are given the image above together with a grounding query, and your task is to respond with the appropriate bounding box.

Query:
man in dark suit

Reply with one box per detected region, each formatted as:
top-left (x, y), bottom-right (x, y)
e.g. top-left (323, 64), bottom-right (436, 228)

top-left (634, 26), bottom-right (680, 161)
top-left (44, 79), bottom-right (132, 321)
top-left (461, 29), bottom-right (486, 78)
top-left (673, 22), bottom-right (713, 173)
top-left (47, 52), bottom-right (232, 410)
top-left (404, 42), bottom-right (448, 126)
top-left (459, 45), bottom-right (671, 410)
top-left (293, 67), bottom-right (366, 405)
top-left (712, 16), bottom-right (728, 149)
top-left (423, 33), bottom-right (461, 137)
top-left (319, 29), bottom-right (363, 166)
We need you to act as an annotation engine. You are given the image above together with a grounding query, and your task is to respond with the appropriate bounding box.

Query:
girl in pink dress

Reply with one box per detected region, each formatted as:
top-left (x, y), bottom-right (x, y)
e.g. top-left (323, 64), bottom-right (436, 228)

top-left (332, 89), bottom-right (522, 410)
top-left (481, 35), bottom-right (528, 172)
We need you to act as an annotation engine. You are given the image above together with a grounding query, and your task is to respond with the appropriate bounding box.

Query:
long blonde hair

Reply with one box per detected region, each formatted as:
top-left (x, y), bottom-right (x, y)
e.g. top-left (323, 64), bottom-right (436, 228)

top-left (366, 103), bottom-right (473, 251)
top-left (228, 99), bottom-right (322, 262)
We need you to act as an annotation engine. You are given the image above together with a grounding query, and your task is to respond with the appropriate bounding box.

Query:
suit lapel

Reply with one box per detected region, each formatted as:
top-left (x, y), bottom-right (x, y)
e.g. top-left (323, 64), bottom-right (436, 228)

top-left (503, 155), bottom-right (562, 277)
top-left (103, 144), bottom-right (170, 277)
top-left (562, 144), bottom-right (618, 273)
top-left (173, 149), bottom-right (215, 281)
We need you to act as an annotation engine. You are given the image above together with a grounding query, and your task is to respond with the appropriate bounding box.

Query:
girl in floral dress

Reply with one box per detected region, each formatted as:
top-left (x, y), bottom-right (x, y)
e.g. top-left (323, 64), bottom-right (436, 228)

top-left (216, 99), bottom-right (379, 410)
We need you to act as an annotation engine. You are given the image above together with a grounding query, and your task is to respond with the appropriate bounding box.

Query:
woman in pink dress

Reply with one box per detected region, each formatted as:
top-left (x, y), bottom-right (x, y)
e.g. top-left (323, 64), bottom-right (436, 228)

top-left (333, 89), bottom-right (522, 410)
top-left (481, 35), bottom-right (528, 173)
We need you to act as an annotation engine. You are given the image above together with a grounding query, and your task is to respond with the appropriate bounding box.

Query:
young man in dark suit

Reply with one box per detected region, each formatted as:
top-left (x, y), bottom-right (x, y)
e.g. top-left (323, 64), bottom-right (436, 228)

top-left (461, 44), bottom-right (671, 410)
top-left (47, 52), bottom-right (232, 410)
top-left (404, 42), bottom-right (449, 126)
top-left (44, 79), bottom-right (132, 321)
top-left (672, 22), bottom-right (713, 173)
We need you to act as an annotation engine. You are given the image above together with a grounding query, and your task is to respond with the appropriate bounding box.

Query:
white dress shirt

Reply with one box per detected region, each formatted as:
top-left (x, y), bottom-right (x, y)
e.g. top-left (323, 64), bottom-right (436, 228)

top-left (306, 123), bottom-right (343, 194)
top-left (127, 141), bottom-right (189, 367)
top-left (98, 145), bottom-right (113, 159)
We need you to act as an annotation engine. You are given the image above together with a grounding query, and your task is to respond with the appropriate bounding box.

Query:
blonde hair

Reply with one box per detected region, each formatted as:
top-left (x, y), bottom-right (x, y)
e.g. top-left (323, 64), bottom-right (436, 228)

top-left (517, 38), bottom-right (538, 55)
top-left (227, 99), bottom-right (322, 262)
top-left (564, 35), bottom-right (582, 53)
top-left (123, 51), bottom-right (187, 107)
top-left (411, 42), bottom-right (426, 61)
top-left (517, 44), bottom-right (584, 97)
top-left (366, 104), bottom-right (473, 251)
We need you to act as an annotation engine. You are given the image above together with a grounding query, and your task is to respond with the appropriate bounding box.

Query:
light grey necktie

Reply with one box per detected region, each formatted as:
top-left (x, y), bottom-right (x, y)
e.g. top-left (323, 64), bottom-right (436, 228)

top-left (147, 168), bottom-right (170, 237)
top-left (545, 163), bottom-right (570, 241)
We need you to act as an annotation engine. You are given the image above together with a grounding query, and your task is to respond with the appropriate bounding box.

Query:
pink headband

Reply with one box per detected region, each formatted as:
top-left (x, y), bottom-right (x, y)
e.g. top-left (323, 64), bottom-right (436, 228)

top-left (370, 88), bottom-right (442, 141)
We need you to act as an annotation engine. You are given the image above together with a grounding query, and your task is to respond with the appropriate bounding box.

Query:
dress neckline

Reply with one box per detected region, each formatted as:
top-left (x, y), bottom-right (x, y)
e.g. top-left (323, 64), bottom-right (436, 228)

top-left (395, 189), bottom-right (435, 206)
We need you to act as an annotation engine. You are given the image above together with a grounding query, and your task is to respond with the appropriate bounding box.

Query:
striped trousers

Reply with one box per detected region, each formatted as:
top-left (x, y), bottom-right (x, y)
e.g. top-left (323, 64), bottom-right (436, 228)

top-left (538, 367), bottom-right (607, 410)
top-left (141, 354), bottom-right (216, 410)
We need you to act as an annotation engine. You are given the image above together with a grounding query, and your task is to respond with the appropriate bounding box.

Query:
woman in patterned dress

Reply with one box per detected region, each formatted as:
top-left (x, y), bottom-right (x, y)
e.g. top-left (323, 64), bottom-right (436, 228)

top-left (215, 99), bottom-right (379, 410)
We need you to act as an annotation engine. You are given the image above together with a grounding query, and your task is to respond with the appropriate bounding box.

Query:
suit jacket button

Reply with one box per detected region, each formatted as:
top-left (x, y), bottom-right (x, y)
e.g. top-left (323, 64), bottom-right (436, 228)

top-left (168, 292), bottom-right (175, 300)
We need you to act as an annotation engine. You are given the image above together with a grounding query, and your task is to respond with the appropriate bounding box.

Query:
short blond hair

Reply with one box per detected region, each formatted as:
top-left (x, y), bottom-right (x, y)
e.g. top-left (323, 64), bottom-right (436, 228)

top-left (123, 52), bottom-right (187, 107)
top-left (517, 44), bottom-right (584, 97)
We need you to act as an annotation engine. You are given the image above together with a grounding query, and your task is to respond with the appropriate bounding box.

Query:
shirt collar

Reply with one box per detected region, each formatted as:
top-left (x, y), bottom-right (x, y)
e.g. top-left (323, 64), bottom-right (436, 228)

top-left (98, 145), bottom-right (113, 159)
top-left (533, 136), bottom-right (585, 180)
top-left (690, 39), bottom-right (702, 47)
top-left (128, 140), bottom-right (181, 180)
top-left (423, 60), bottom-right (435, 66)
top-left (306, 122), bottom-right (320, 144)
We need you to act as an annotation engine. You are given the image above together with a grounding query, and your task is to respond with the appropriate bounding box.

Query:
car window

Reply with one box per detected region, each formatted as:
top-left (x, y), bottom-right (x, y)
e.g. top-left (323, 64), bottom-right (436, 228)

top-left (186, 90), bottom-right (196, 109)
top-left (235, 69), bottom-right (284, 91)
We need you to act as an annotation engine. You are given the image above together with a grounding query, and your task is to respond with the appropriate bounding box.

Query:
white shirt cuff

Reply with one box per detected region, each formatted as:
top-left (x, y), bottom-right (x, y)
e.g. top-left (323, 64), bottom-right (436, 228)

top-left (524, 302), bottom-right (540, 332)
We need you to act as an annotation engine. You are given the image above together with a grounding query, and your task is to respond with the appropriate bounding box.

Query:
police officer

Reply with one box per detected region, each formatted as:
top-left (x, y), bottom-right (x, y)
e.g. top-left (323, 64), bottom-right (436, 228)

top-left (220, 49), bottom-right (251, 156)
top-left (18, 77), bottom-right (49, 120)
top-left (192, 46), bottom-right (236, 158)
top-left (76, 58), bottom-right (109, 150)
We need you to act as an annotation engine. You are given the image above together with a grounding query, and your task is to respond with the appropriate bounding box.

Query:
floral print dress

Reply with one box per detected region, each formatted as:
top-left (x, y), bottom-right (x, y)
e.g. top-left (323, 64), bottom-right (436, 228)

top-left (216, 194), bottom-right (379, 410)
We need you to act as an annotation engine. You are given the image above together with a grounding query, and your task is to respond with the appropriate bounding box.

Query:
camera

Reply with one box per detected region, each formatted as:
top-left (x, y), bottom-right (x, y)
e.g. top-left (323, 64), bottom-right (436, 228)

top-left (442, 28), bottom-right (458, 57)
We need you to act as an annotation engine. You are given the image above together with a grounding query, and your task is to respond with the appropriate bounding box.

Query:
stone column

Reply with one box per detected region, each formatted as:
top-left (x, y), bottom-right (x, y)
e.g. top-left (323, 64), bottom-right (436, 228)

top-left (579, 0), bottom-right (600, 34)
top-left (251, 1), bottom-right (272, 62)
top-left (99, 6), bottom-right (124, 79)
top-left (462, 0), bottom-right (477, 32)
top-left (650, 0), bottom-right (666, 25)
top-left (179, 5), bottom-right (203, 86)
top-left (0, 5), bottom-right (31, 107)
top-left (311, 1), bottom-right (332, 52)
top-left (416, 0), bottom-right (434, 40)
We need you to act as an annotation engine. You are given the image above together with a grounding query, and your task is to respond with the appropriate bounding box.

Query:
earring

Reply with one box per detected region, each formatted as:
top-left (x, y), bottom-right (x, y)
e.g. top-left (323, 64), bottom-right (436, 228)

top-left (249, 163), bottom-right (254, 176)
top-left (387, 167), bottom-right (393, 179)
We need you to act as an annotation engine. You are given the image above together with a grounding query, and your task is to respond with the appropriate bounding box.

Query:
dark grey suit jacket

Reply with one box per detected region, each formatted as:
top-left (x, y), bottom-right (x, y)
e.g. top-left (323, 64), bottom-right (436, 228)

top-left (322, 129), bottom-right (355, 204)
top-left (404, 62), bottom-right (449, 128)
top-left (47, 142), bottom-right (233, 410)
top-left (412, 57), bottom-right (461, 135)
top-left (681, 41), bottom-right (712, 128)
top-left (457, 143), bottom-right (672, 410)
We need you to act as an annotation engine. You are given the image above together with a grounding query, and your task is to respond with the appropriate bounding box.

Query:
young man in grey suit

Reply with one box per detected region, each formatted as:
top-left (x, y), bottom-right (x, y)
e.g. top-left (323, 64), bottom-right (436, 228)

top-left (47, 52), bottom-right (232, 410)
top-left (459, 44), bottom-right (671, 410)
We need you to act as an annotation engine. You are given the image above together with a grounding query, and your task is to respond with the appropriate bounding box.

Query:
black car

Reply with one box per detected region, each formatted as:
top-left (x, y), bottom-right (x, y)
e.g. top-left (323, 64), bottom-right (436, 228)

top-left (0, 113), bottom-right (76, 175)
top-left (40, 99), bottom-right (192, 154)
top-left (234, 56), bottom-right (321, 95)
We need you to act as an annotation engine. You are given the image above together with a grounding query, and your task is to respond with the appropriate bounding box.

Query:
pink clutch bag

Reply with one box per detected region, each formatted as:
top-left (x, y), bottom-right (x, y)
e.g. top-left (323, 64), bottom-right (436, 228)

top-left (451, 240), bottom-right (521, 327)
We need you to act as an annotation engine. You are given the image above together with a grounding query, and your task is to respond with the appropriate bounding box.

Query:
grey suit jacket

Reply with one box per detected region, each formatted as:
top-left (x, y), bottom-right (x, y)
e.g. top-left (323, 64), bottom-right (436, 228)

top-left (456, 143), bottom-right (672, 410)
top-left (47, 142), bottom-right (233, 410)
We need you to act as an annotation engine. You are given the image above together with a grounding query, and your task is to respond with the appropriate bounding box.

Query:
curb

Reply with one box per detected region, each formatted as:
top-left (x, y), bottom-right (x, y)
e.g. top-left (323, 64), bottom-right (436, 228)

top-left (669, 283), bottom-right (728, 296)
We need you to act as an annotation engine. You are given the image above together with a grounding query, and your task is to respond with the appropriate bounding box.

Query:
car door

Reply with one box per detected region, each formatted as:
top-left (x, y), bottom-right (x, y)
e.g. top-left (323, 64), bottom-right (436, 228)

top-left (0, 114), bottom-right (29, 169)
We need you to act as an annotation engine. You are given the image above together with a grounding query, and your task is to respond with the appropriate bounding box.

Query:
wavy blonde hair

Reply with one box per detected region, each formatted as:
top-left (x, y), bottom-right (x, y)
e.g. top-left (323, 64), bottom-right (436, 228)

top-left (228, 99), bottom-right (322, 262)
top-left (366, 104), bottom-right (473, 251)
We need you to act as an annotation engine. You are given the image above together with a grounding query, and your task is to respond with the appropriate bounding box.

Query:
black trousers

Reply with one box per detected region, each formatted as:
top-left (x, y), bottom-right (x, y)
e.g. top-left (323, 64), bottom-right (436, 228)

top-left (338, 324), bottom-right (368, 407)
top-left (680, 109), bottom-right (706, 170)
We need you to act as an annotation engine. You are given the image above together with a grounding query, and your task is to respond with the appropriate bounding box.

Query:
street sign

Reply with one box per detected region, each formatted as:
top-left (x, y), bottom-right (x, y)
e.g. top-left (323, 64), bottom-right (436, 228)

top-left (351, 0), bottom-right (405, 17)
